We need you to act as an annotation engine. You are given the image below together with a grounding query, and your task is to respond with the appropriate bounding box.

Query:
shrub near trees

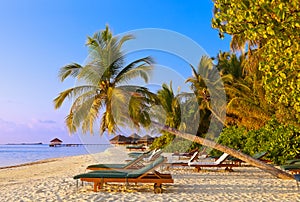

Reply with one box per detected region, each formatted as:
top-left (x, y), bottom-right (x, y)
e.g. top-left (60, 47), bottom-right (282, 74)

top-left (213, 120), bottom-right (300, 165)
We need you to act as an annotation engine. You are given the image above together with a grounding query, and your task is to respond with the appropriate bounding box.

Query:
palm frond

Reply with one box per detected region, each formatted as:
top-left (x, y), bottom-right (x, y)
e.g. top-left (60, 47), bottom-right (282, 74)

top-left (58, 63), bottom-right (83, 82)
top-left (114, 56), bottom-right (154, 84)
top-left (53, 85), bottom-right (97, 109)
top-left (117, 34), bottom-right (135, 50)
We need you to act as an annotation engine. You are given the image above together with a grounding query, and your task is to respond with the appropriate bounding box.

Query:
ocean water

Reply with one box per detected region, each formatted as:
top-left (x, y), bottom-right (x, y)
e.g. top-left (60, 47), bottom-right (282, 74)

top-left (0, 144), bottom-right (111, 168)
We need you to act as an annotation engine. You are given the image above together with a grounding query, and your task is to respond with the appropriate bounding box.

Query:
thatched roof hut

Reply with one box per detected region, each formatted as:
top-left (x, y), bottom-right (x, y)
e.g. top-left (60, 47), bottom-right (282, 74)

top-left (49, 138), bottom-right (63, 147)
top-left (109, 135), bottom-right (129, 145)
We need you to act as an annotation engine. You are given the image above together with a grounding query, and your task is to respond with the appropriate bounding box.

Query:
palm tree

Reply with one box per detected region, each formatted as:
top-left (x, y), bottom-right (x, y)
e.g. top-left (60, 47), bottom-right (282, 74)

top-left (215, 51), bottom-right (273, 129)
top-left (149, 82), bottom-right (182, 149)
top-left (54, 26), bottom-right (154, 135)
top-left (185, 56), bottom-right (227, 137)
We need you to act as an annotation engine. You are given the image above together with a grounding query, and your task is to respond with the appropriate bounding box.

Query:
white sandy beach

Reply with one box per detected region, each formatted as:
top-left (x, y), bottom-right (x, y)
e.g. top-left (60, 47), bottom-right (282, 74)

top-left (0, 146), bottom-right (299, 202)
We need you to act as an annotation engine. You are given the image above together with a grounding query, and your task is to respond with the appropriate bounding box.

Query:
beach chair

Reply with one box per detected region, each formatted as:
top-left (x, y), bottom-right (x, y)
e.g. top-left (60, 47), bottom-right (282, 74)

top-left (168, 151), bottom-right (199, 168)
top-left (127, 150), bottom-right (151, 158)
top-left (280, 164), bottom-right (300, 174)
top-left (86, 152), bottom-right (148, 171)
top-left (143, 149), bottom-right (162, 162)
top-left (172, 148), bottom-right (199, 159)
top-left (279, 158), bottom-right (300, 174)
top-left (188, 153), bottom-right (239, 172)
top-left (229, 151), bottom-right (269, 165)
top-left (86, 149), bottom-right (162, 171)
top-left (74, 156), bottom-right (173, 193)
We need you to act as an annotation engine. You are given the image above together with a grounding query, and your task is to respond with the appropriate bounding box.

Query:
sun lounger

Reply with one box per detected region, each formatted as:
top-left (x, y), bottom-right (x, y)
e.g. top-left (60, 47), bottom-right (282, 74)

top-left (128, 150), bottom-right (151, 158)
top-left (172, 148), bottom-right (199, 159)
top-left (280, 164), bottom-right (300, 174)
top-left (86, 149), bottom-right (162, 171)
top-left (228, 151), bottom-right (270, 165)
top-left (188, 153), bottom-right (239, 172)
top-left (74, 156), bottom-right (173, 193)
top-left (143, 149), bottom-right (162, 162)
top-left (86, 152), bottom-right (148, 171)
top-left (168, 151), bottom-right (199, 167)
top-left (279, 158), bottom-right (300, 174)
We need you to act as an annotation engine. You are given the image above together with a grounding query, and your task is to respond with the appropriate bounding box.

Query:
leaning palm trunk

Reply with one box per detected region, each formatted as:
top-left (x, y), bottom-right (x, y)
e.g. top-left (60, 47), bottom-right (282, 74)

top-left (153, 122), bottom-right (294, 180)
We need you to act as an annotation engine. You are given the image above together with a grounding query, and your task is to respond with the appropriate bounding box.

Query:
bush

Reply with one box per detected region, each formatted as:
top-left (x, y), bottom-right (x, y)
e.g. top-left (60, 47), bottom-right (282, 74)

top-left (210, 126), bottom-right (248, 156)
top-left (212, 119), bottom-right (300, 164)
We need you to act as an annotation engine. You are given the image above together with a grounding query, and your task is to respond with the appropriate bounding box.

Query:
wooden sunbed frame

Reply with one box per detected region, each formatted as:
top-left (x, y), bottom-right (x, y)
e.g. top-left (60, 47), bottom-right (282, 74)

top-left (75, 157), bottom-right (174, 193)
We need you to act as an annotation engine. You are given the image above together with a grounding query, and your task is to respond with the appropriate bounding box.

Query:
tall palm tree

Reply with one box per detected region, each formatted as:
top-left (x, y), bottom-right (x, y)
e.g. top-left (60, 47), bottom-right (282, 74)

top-left (54, 26), bottom-right (154, 135)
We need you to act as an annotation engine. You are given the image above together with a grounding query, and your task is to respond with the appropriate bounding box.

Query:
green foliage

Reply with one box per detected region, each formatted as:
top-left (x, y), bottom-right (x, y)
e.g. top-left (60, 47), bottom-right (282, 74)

top-left (210, 126), bottom-right (248, 157)
top-left (245, 119), bottom-right (300, 164)
top-left (213, 119), bottom-right (300, 164)
top-left (212, 0), bottom-right (300, 125)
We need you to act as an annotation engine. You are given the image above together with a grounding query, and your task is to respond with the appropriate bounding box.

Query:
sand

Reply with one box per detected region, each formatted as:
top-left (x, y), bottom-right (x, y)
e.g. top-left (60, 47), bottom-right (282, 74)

top-left (0, 146), bottom-right (299, 202)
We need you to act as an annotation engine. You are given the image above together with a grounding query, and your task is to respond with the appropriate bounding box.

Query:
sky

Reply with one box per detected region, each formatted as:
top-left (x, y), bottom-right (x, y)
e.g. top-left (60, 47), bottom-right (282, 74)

top-left (0, 0), bottom-right (231, 144)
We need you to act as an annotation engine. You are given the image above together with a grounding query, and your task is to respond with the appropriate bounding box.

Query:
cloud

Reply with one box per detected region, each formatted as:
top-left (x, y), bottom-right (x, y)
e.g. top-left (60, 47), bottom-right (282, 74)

top-left (0, 118), bottom-right (17, 132)
top-left (38, 120), bottom-right (56, 124)
top-left (0, 118), bottom-right (69, 144)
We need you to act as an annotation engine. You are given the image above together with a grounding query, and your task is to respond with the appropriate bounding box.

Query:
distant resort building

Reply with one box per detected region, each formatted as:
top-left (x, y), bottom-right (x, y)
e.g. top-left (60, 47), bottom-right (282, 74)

top-left (109, 134), bottom-right (155, 146)
top-left (49, 138), bottom-right (63, 147)
top-left (109, 135), bottom-right (129, 145)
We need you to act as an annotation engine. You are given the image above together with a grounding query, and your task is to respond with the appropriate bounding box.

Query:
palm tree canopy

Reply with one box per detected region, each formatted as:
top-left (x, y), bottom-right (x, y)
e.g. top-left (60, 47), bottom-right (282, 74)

top-left (54, 25), bottom-right (154, 135)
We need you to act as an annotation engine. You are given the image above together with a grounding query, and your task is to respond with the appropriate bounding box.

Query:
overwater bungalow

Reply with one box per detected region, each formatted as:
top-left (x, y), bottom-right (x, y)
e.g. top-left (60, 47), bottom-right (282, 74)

top-left (49, 138), bottom-right (63, 147)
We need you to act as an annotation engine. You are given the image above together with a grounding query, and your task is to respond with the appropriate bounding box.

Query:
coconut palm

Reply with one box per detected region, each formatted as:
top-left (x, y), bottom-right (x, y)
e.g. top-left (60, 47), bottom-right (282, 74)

top-left (54, 26), bottom-right (154, 135)
top-left (149, 82), bottom-right (182, 149)
top-left (215, 51), bottom-right (273, 129)
top-left (185, 56), bottom-right (228, 136)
